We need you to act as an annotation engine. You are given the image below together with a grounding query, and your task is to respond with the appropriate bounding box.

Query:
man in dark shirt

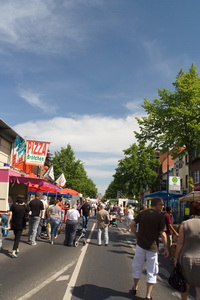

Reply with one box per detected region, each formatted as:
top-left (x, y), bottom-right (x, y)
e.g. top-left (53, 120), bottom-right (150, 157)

top-left (28, 192), bottom-right (44, 245)
top-left (130, 197), bottom-right (169, 300)
top-left (81, 199), bottom-right (91, 232)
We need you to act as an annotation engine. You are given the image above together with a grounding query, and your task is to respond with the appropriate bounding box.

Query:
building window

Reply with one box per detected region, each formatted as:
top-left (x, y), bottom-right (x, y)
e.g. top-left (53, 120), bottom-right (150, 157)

top-left (193, 170), bottom-right (200, 184)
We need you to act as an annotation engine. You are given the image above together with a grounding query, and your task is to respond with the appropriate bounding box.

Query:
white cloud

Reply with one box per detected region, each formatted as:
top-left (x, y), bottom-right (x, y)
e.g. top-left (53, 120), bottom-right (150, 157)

top-left (13, 114), bottom-right (140, 155)
top-left (83, 156), bottom-right (120, 167)
top-left (13, 113), bottom-right (141, 194)
top-left (85, 168), bottom-right (114, 179)
top-left (125, 100), bottom-right (145, 112)
top-left (19, 89), bottom-right (57, 113)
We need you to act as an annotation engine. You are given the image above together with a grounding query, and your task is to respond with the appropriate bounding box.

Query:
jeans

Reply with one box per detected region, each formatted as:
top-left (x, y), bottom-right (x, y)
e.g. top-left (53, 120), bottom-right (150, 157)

top-left (82, 216), bottom-right (89, 232)
top-left (50, 217), bottom-right (61, 237)
top-left (37, 218), bottom-right (45, 238)
top-left (98, 226), bottom-right (109, 245)
top-left (28, 216), bottom-right (40, 243)
top-left (1, 214), bottom-right (8, 226)
top-left (65, 220), bottom-right (78, 246)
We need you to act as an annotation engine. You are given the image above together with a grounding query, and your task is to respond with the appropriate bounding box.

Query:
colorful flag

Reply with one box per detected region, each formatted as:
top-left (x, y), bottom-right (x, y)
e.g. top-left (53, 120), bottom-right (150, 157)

top-left (56, 173), bottom-right (66, 187)
top-left (43, 165), bottom-right (55, 181)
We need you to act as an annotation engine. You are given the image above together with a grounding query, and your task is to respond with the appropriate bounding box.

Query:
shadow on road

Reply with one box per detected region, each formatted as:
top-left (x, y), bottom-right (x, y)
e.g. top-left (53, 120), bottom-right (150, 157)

top-left (72, 283), bottom-right (145, 299)
top-left (0, 247), bottom-right (11, 258)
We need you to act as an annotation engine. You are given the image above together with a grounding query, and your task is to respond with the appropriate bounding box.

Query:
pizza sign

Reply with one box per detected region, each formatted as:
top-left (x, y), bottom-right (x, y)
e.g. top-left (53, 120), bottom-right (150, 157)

top-left (26, 140), bottom-right (50, 166)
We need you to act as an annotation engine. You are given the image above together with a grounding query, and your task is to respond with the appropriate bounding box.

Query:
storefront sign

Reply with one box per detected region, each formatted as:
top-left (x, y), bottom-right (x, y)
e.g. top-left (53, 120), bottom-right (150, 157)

top-left (26, 140), bottom-right (50, 166)
top-left (169, 176), bottom-right (180, 191)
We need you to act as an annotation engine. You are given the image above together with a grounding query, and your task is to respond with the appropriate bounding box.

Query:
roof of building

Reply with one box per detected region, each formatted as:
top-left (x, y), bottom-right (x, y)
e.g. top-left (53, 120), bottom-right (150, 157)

top-left (0, 119), bottom-right (23, 142)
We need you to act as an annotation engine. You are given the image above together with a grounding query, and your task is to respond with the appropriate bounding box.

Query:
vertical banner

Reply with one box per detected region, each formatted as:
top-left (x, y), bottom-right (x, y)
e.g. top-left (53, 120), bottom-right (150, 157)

top-left (12, 136), bottom-right (26, 167)
top-left (26, 140), bottom-right (50, 166)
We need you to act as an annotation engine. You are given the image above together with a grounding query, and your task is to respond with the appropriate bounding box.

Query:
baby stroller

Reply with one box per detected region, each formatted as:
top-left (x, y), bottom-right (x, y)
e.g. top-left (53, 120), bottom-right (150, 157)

top-left (109, 213), bottom-right (118, 227)
top-left (74, 226), bottom-right (87, 247)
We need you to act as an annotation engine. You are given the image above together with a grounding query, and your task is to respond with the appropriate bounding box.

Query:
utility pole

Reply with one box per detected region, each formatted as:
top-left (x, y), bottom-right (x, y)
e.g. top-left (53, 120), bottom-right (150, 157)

top-left (166, 152), bottom-right (170, 206)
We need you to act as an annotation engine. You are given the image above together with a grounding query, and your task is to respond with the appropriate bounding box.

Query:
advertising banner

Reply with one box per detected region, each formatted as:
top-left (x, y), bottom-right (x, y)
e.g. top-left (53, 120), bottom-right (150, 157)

top-left (169, 176), bottom-right (180, 191)
top-left (12, 136), bottom-right (26, 167)
top-left (26, 140), bottom-right (50, 166)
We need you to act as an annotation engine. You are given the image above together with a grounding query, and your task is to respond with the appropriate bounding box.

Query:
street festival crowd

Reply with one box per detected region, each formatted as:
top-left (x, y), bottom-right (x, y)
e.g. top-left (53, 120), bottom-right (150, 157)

top-left (0, 192), bottom-right (200, 300)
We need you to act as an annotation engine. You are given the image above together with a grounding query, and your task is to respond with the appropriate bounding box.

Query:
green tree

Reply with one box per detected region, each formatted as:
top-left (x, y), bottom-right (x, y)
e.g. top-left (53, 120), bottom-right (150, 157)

top-left (105, 142), bottom-right (160, 199)
top-left (52, 144), bottom-right (97, 197)
top-left (135, 63), bottom-right (200, 179)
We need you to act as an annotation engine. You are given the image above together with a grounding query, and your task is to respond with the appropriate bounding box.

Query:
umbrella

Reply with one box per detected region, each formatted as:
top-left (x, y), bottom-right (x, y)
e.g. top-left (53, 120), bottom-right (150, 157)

top-left (28, 184), bottom-right (59, 194)
top-left (58, 188), bottom-right (80, 195)
top-left (179, 191), bottom-right (200, 202)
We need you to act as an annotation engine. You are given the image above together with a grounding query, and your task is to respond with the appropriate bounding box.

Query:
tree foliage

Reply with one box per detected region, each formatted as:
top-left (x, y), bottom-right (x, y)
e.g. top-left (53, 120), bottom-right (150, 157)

top-left (105, 142), bottom-right (160, 199)
top-left (135, 63), bottom-right (200, 173)
top-left (52, 144), bottom-right (97, 198)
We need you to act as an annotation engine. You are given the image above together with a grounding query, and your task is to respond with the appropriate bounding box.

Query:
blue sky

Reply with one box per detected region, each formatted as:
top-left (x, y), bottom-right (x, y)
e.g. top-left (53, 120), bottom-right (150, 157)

top-left (1, 0), bottom-right (200, 195)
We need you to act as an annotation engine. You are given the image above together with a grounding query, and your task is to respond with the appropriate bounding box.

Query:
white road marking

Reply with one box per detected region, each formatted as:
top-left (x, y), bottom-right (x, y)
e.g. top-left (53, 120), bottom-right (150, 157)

top-left (63, 223), bottom-right (96, 300)
top-left (56, 275), bottom-right (70, 281)
top-left (17, 260), bottom-right (76, 300)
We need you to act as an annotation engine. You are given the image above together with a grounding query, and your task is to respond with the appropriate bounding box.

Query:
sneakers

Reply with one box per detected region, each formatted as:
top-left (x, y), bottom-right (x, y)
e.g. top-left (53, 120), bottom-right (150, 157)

top-left (31, 242), bottom-right (37, 246)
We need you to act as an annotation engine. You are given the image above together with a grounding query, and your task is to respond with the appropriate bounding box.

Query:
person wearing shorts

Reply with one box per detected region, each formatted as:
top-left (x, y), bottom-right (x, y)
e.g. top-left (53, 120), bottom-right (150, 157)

top-left (130, 197), bottom-right (169, 300)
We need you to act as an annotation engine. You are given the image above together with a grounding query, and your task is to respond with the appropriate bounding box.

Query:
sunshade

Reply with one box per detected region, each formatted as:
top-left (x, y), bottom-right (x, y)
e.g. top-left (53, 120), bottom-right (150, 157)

top-left (179, 191), bottom-right (200, 202)
top-left (58, 188), bottom-right (80, 195)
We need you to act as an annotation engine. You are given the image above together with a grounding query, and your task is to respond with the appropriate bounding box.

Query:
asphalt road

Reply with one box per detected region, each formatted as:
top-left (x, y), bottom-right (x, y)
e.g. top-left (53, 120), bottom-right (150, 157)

top-left (0, 217), bottom-right (195, 300)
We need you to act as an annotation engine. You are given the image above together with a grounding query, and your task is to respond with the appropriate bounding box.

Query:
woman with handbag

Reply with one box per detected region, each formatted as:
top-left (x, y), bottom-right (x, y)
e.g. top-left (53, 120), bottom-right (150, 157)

top-left (7, 194), bottom-right (28, 258)
top-left (174, 201), bottom-right (200, 300)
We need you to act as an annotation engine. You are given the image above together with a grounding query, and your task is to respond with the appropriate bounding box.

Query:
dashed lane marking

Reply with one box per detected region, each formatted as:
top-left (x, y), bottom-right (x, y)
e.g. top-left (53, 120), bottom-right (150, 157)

top-left (63, 223), bottom-right (96, 300)
top-left (17, 260), bottom-right (76, 300)
top-left (56, 275), bottom-right (70, 282)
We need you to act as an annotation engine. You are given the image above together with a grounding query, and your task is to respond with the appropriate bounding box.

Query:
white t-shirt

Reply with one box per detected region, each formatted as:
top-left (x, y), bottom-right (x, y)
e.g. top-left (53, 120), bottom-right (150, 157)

top-left (127, 208), bottom-right (134, 220)
top-left (67, 209), bottom-right (80, 221)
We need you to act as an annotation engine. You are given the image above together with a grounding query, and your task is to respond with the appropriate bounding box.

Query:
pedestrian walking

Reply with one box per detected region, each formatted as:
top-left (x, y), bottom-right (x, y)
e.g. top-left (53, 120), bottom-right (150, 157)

top-left (96, 203), bottom-right (110, 246)
top-left (174, 201), bottom-right (200, 300)
top-left (126, 205), bottom-right (134, 231)
top-left (117, 204), bottom-right (124, 222)
top-left (164, 206), bottom-right (179, 262)
top-left (28, 192), bottom-right (44, 245)
top-left (7, 194), bottom-right (28, 258)
top-left (81, 199), bottom-right (91, 232)
top-left (47, 198), bottom-right (61, 244)
top-left (130, 197), bottom-right (169, 300)
top-left (64, 204), bottom-right (80, 247)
